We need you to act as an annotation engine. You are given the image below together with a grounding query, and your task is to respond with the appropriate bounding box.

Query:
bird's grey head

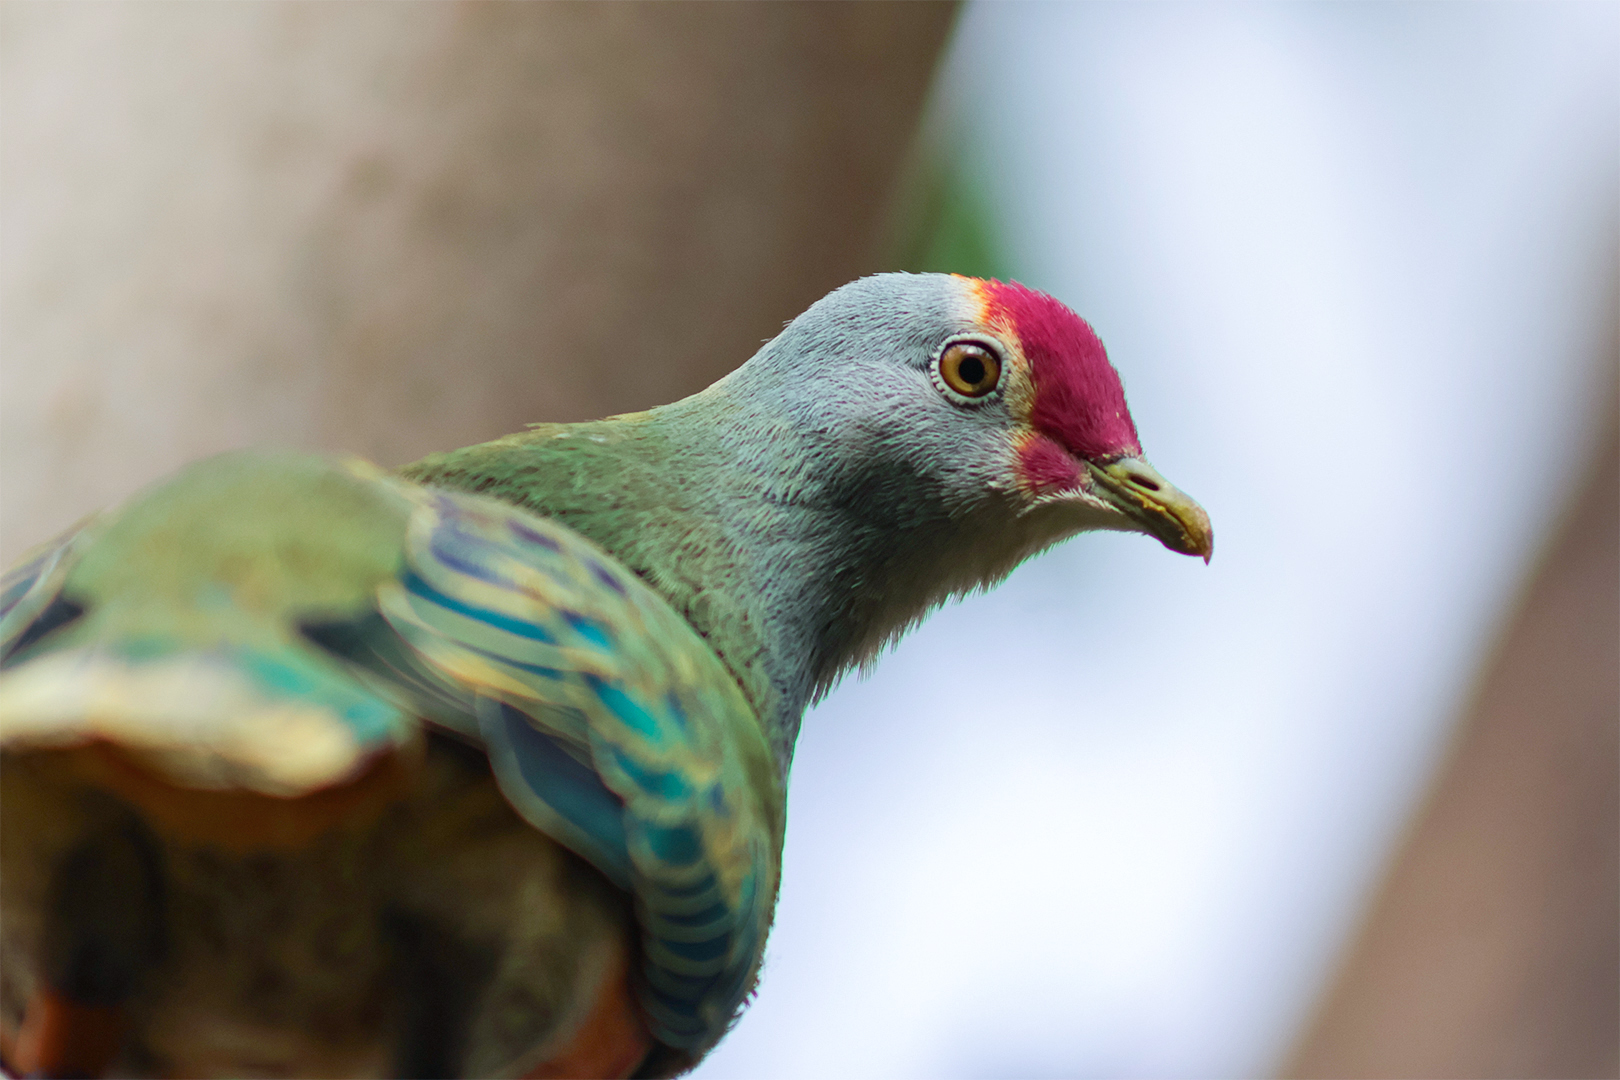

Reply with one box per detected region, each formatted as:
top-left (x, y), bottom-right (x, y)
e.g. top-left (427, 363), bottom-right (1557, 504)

top-left (711, 272), bottom-right (1212, 570)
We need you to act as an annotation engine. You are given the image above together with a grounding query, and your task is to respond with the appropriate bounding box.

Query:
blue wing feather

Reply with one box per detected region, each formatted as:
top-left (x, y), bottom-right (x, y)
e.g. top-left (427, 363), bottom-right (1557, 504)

top-left (479, 698), bottom-right (634, 890)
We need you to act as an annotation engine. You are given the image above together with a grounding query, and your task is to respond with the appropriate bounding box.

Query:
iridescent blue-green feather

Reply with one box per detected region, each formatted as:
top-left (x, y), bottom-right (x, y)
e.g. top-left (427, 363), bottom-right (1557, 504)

top-left (376, 484), bottom-right (784, 1052)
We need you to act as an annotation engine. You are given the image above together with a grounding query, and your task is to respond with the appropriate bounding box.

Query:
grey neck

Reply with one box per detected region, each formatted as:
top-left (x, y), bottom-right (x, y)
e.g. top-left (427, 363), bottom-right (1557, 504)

top-left (642, 371), bottom-right (1047, 770)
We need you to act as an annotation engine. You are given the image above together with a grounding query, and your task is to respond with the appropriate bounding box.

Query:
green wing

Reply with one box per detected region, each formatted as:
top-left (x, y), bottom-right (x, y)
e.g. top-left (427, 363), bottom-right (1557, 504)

top-left (378, 485), bottom-right (783, 1053)
top-left (0, 454), bottom-right (419, 794)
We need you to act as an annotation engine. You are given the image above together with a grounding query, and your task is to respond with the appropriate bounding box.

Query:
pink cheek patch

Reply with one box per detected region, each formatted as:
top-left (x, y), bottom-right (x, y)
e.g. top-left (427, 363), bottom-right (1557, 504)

top-left (1017, 433), bottom-right (1085, 495)
top-left (977, 279), bottom-right (1142, 461)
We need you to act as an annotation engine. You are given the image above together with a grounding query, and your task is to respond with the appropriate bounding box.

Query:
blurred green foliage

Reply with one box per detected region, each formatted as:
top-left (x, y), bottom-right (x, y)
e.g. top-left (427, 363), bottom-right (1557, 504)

top-left (891, 149), bottom-right (1013, 283)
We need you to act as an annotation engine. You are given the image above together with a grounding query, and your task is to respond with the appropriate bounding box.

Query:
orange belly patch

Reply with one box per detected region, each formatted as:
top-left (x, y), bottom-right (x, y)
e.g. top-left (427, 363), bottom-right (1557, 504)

top-left (525, 945), bottom-right (655, 1080)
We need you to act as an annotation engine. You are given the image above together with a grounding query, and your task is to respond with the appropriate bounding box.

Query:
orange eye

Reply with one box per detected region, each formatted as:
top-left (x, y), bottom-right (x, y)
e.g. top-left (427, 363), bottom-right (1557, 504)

top-left (937, 341), bottom-right (1002, 399)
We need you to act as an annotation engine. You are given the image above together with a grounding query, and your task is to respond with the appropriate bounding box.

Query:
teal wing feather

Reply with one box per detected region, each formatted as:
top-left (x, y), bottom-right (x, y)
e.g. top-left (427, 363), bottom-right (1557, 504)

top-left (377, 485), bottom-right (784, 1053)
top-left (0, 521), bottom-right (92, 662)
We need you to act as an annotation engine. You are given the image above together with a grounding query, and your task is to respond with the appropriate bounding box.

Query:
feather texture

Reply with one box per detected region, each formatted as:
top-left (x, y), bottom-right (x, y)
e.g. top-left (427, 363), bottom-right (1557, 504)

top-left (0, 451), bottom-right (782, 1068)
top-left (375, 485), bottom-right (780, 1050)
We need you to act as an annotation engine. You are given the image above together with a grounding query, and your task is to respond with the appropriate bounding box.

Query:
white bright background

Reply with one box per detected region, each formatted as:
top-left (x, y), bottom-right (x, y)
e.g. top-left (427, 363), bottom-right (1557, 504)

top-left (696, 5), bottom-right (1617, 1078)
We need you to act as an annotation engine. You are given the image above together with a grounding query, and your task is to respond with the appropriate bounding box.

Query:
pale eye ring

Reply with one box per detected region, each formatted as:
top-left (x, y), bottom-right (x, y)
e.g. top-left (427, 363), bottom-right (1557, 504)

top-left (934, 339), bottom-right (1003, 402)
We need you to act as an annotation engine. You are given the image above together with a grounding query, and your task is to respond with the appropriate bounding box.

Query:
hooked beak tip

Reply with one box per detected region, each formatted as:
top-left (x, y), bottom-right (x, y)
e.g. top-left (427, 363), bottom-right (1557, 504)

top-left (1089, 457), bottom-right (1213, 563)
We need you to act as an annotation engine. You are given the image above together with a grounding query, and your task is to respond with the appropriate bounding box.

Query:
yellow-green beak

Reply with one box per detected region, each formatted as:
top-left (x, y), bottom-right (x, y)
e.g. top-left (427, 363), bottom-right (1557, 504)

top-left (1088, 456), bottom-right (1214, 563)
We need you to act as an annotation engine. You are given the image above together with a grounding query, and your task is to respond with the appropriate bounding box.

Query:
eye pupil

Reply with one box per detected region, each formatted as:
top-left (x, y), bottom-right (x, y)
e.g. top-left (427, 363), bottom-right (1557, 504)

top-left (958, 356), bottom-right (986, 385)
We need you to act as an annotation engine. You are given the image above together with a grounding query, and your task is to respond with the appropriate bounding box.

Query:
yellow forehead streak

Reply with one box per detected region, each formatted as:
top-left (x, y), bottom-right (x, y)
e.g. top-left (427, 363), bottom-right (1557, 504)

top-left (956, 276), bottom-right (1035, 425)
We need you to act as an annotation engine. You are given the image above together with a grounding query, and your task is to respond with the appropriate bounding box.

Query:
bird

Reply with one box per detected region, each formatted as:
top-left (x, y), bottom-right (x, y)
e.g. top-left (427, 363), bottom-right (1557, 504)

top-left (0, 273), bottom-right (1211, 1078)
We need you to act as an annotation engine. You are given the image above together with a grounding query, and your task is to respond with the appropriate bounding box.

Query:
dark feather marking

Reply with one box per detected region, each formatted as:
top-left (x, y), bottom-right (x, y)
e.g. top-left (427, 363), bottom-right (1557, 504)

top-left (401, 571), bottom-right (555, 644)
top-left (43, 814), bottom-right (166, 1005)
top-left (1, 596), bottom-right (87, 667)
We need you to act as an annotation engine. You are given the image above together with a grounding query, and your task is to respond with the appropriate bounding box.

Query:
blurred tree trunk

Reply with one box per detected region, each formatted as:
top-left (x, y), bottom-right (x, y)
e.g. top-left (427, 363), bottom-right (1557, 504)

top-left (0, 1), bottom-right (958, 562)
top-left (1285, 344), bottom-right (1620, 1073)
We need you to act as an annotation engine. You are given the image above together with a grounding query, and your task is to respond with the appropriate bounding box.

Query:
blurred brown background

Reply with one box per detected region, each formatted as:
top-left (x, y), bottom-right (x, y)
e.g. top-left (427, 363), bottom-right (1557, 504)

top-left (1, 4), bottom-right (1614, 1077)
top-left (0, 1), bottom-right (955, 563)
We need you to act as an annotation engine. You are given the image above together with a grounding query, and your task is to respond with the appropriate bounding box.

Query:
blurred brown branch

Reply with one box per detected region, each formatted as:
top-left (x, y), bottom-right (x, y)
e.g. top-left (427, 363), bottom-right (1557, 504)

top-left (1286, 331), bottom-right (1620, 1074)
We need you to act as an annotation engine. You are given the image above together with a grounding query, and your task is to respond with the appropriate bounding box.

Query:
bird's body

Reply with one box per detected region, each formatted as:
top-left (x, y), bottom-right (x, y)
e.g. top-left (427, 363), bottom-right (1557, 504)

top-left (2, 728), bottom-right (638, 1077)
top-left (0, 274), bottom-right (1210, 1077)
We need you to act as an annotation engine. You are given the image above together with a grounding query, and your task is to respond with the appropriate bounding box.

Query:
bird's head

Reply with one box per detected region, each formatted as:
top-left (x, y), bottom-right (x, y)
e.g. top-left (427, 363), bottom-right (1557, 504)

top-left (724, 272), bottom-right (1212, 568)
